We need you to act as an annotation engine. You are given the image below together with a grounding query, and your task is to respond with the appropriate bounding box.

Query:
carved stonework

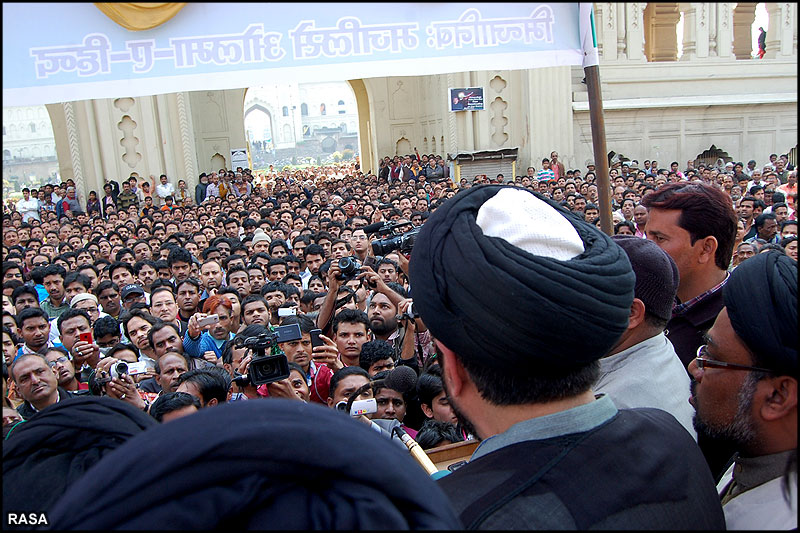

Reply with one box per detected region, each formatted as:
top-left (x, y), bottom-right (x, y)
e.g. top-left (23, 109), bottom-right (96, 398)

top-left (489, 75), bottom-right (507, 93)
top-left (490, 97), bottom-right (509, 147)
top-left (63, 102), bottom-right (83, 186)
top-left (176, 92), bottom-right (196, 181)
top-left (446, 73), bottom-right (456, 153)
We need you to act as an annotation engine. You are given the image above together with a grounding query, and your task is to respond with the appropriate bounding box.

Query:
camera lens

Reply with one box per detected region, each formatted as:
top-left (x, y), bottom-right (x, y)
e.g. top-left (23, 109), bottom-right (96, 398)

top-left (114, 362), bottom-right (128, 377)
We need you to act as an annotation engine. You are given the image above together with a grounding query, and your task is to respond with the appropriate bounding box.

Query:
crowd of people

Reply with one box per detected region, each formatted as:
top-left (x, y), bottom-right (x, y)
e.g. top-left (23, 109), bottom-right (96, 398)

top-left (1, 148), bottom-right (797, 529)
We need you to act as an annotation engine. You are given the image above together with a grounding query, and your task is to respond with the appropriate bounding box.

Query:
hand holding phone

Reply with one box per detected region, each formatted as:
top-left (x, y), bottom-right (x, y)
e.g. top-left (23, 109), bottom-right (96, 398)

top-left (197, 314), bottom-right (220, 328)
top-left (309, 329), bottom-right (323, 348)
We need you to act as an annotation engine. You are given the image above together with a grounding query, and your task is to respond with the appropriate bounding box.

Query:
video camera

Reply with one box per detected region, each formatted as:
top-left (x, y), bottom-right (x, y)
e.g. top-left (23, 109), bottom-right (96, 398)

top-left (370, 221), bottom-right (420, 256)
top-left (233, 323), bottom-right (302, 386)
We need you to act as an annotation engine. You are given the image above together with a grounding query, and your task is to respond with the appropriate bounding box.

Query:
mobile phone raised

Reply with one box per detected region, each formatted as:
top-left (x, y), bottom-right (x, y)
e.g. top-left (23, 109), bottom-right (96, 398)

top-left (197, 314), bottom-right (220, 328)
top-left (309, 329), bottom-right (323, 348)
top-left (79, 331), bottom-right (93, 345)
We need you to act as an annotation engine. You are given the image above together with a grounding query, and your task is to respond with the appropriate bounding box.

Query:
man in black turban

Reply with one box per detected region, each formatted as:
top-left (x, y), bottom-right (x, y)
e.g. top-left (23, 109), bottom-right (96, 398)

top-left (48, 400), bottom-right (461, 530)
top-left (688, 252), bottom-right (797, 529)
top-left (409, 185), bottom-right (724, 529)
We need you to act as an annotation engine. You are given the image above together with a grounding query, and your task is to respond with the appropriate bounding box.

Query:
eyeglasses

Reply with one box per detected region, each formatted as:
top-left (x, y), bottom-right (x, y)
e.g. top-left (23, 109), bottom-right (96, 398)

top-left (694, 345), bottom-right (772, 373)
top-left (47, 355), bottom-right (70, 367)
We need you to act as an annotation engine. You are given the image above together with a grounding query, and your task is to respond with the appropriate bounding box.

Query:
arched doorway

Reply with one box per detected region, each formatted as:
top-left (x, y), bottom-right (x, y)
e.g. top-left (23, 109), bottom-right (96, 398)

top-left (243, 82), bottom-right (361, 170)
top-left (2, 104), bottom-right (59, 197)
top-left (244, 103), bottom-right (275, 171)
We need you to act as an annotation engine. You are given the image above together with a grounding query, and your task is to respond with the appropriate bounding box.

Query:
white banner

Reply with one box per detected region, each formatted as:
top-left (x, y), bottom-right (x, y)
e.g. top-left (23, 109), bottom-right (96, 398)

top-left (3, 3), bottom-right (596, 106)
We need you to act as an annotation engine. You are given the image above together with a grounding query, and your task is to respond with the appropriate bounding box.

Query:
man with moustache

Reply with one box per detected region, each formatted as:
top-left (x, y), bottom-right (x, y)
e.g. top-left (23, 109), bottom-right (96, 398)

top-left (409, 185), bottom-right (724, 529)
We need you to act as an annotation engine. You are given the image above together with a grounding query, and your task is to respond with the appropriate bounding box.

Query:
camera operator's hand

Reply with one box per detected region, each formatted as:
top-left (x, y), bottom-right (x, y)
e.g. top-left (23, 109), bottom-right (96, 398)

top-left (237, 353), bottom-right (252, 377)
top-left (327, 262), bottom-right (342, 292)
top-left (397, 298), bottom-right (413, 318)
top-left (395, 252), bottom-right (410, 277)
top-left (266, 378), bottom-right (303, 401)
top-left (311, 334), bottom-right (343, 373)
top-left (95, 357), bottom-right (119, 374)
top-left (107, 374), bottom-right (146, 410)
top-left (357, 266), bottom-right (389, 294)
top-left (202, 350), bottom-right (218, 366)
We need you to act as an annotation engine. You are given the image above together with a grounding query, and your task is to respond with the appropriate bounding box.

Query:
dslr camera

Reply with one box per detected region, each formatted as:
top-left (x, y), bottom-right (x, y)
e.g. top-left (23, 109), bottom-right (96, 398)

top-left (233, 324), bottom-right (302, 386)
top-left (371, 221), bottom-right (420, 256)
top-left (336, 256), bottom-right (362, 281)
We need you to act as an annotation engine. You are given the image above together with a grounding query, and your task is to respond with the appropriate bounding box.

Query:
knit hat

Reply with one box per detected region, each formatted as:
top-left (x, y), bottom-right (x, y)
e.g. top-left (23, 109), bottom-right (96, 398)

top-left (611, 235), bottom-right (679, 322)
top-left (252, 229), bottom-right (271, 245)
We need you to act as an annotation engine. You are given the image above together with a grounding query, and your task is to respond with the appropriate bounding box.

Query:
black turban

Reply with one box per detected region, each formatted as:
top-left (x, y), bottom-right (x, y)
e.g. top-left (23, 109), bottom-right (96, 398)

top-left (2, 396), bottom-right (155, 525)
top-left (48, 400), bottom-right (461, 530)
top-left (724, 252), bottom-right (797, 376)
top-left (409, 185), bottom-right (635, 372)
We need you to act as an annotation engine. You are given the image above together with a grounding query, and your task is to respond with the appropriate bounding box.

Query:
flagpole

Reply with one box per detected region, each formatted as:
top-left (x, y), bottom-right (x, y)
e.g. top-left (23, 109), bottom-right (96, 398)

top-left (581, 3), bottom-right (613, 236)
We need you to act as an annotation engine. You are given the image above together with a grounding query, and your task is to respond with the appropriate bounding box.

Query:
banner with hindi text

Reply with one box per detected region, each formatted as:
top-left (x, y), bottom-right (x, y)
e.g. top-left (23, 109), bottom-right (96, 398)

top-left (3, 2), bottom-right (591, 106)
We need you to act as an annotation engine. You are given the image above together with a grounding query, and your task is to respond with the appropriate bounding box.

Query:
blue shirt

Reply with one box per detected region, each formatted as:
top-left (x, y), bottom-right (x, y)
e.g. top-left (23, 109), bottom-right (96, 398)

top-left (183, 330), bottom-right (234, 359)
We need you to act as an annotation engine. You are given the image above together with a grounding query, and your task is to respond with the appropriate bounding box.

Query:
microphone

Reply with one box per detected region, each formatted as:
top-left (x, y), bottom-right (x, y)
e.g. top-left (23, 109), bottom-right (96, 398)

top-left (393, 425), bottom-right (438, 476)
top-left (362, 221), bottom-right (387, 235)
top-left (345, 365), bottom-right (418, 416)
top-left (383, 365), bottom-right (417, 394)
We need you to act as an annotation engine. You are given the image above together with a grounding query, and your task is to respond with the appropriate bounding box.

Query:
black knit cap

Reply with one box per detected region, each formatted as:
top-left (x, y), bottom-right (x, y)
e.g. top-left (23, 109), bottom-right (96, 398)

top-left (611, 235), bottom-right (679, 321)
top-left (724, 252), bottom-right (797, 377)
top-left (409, 185), bottom-right (635, 372)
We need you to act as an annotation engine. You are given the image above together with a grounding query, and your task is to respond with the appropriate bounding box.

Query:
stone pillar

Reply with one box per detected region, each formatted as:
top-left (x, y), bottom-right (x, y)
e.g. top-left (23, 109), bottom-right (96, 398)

top-left (625, 3), bottom-right (647, 61)
top-left (765, 2), bottom-right (796, 57)
top-left (175, 92), bottom-right (198, 188)
top-left (715, 3), bottom-right (734, 59)
top-left (617, 4), bottom-right (627, 59)
top-left (733, 3), bottom-right (757, 59)
top-left (644, 3), bottom-right (681, 61)
top-left (527, 67), bottom-right (574, 168)
top-left (62, 102), bottom-right (84, 189)
top-left (681, 3), bottom-right (711, 60)
top-left (596, 3), bottom-right (619, 61)
top-left (764, 3), bottom-right (783, 58)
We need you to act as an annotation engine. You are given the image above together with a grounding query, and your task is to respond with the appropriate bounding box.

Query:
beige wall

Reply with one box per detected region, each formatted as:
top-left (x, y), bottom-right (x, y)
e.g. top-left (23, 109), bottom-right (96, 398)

top-left (189, 89), bottom-right (247, 188)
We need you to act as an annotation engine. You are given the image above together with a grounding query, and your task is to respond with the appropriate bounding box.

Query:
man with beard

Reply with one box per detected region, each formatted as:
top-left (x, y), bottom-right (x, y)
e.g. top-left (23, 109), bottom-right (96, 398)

top-left (688, 252), bottom-right (797, 529)
top-left (409, 185), bottom-right (724, 529)
top-left (362, 276), bottom-right (427, 370)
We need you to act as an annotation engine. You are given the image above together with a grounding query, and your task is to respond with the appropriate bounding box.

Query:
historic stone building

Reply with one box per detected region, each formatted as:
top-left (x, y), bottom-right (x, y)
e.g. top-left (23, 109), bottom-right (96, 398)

top-left (31, 2), bottom-right (797, 198)
top-left (2, 106), bottom-right (59, 189)
top-left (244, 82), bottom-right (359, 162)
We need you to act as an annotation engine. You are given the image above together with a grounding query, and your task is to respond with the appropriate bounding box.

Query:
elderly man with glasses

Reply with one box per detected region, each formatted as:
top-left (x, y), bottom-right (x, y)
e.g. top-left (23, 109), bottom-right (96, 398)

top-left (688, 252), bottom-right (797, 530)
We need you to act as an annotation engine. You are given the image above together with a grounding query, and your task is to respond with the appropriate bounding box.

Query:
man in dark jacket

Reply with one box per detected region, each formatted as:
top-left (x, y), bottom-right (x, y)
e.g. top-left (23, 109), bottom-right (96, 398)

top-left (195, 173), bottom-right (209, 205)
top-left (10, 353), bottom-right (73, 420)
top-left (48, 400), bottom-right (461, 530)
top-left (3, 397), bottom-right (155, 520)
top-left (409, 185), bottom-right (725, 529)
